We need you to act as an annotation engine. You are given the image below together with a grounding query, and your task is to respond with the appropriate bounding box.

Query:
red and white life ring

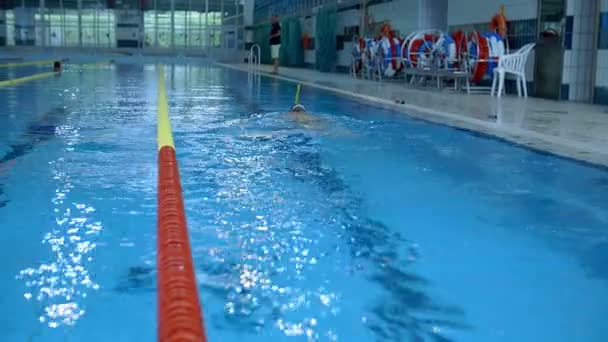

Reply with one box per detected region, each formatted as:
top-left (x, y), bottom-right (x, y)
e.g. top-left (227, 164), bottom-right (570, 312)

top-left (379, 35), bottom-right (403, 77)
top-left (408, 32), bottom-right (439, 68)
top-left (468, 31), bottom-right (490, 84)
top-left (450, 30), bottom-right (467, 68)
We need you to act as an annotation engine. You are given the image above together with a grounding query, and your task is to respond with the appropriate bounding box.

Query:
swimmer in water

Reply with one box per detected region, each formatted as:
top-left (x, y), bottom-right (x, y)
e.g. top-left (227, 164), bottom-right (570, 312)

top-left (241, 85), bottom-right (354, 140)
top-left (287, 102), bottom-right (324, 129)
top-left (286, 85), bottom-right (326, 130)
top-left (53, 61), bottom-right (62, 73)
top-left (286, 85), bottom-right (358, 138)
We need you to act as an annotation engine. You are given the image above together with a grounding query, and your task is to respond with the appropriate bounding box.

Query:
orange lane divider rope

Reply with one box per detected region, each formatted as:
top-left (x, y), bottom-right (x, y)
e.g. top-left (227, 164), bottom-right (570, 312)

top-left (156, 65), bottom-right (207, 342)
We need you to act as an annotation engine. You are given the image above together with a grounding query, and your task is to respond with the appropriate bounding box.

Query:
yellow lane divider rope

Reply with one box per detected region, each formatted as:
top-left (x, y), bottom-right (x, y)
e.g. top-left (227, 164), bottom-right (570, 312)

top-left (157, 65), bottom-right (175, 150)
top-left (0, 59), bottom-right (64, 68)
top-left (0, 71), bottom-right (58, 88)
top-left (0, 60), bottom-right (115, 88)
top-left (295, 84), bottom-right (302, 105)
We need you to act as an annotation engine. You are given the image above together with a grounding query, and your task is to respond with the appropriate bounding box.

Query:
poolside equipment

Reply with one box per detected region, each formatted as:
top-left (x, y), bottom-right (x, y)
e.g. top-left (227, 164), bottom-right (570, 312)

top-left (376, 23), bottom-right (404, 77)
top-left (379, 34), bottom-right (403, 77)
top-left (156, 65), bottom-right (208, 342)
top-left (467, 31), bottom-right (490, 84)
top-left (467, 31), bottom-right (506, 84)
top-left (490, 5), bottom-right (508, 38)
top-left (484, 32), bottom-right (506, 75)
top-left (406, 31), bottom-right (438, 69)
top-left (435, 32), bottom-right (458, 70)
top-left (253, 23), bottom-right (272, 64)
top-left (360, 37), bottom-right (382, 80)
top-left (351, 36), bottom-right (366, 77)
top-left (491, 43), bottom-right (536, 98)
top-left (451, 30), bottom-right (467, 69)
top-left (249, 44), bottom-right (261, 73)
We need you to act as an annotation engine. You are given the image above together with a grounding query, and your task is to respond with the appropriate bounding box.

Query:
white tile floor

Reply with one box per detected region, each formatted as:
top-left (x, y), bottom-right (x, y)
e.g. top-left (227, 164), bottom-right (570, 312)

top-left (219, 63), bottom-right (608, 167)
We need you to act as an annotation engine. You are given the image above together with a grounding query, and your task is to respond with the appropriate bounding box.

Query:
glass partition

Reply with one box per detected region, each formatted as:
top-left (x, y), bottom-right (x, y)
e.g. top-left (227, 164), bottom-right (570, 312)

top-left (2, 0), bottom-right (243, 50)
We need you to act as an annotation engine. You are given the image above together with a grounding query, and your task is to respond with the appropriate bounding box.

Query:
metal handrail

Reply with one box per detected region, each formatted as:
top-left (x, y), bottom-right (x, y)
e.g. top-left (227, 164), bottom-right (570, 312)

top-left (249, 44), bottom-right (261, 73)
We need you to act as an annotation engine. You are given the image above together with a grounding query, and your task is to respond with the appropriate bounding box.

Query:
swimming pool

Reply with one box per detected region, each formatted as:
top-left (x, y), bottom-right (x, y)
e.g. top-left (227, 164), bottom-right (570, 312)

top-left (1, 63), bottom-right (607, 341)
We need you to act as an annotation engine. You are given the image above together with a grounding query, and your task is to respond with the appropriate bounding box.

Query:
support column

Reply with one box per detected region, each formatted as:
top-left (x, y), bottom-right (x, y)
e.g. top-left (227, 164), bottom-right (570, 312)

top-left (40, 0), bottom-right (46, 47)
top-left (235, 0), bottom-right (239, 50)
top-left (220, 0), bottom-right (224, 48)
top-left (115, 4), bottom-right (142, 47)
top-left (154, 0), bottom-right (158, 47)
top-left (77, 0), bottom-right (82, 47)
top-left (243, 0), bottom-right (253, 49)
top-left (417, 0), bottom-right (447, 31)
top-left (0, 10), bottom-right (6, 46)
top-left (564, 0), bottom-right (599, 102)
top-left (170, 0), bottom-right (174, 49)
top-left (205, 0), bottom-right (209, 54)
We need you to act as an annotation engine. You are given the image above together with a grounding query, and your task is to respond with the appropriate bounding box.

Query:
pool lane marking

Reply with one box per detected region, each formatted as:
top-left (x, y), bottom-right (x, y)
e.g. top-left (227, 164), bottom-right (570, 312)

top-left (0, 71), bottom-right (59, 88)
top-left (0, 59), bottom-right (64, 68)
top-left (157, 65), bottom-right (175, 150)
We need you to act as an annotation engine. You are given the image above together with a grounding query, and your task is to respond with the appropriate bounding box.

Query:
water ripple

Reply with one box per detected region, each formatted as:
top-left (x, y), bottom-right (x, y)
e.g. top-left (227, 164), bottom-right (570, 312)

top-left (17, 154), bottom-right (102, 328)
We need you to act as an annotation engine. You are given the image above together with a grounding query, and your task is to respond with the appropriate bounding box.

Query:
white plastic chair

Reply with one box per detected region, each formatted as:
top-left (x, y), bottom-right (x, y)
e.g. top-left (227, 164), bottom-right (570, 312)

top-left (491, 43), bottom-right (535, 98)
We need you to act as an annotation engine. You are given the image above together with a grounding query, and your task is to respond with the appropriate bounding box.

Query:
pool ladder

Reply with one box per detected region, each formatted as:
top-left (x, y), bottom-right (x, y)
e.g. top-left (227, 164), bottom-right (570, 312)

top-left (249, 44), bottom-right (261, 74)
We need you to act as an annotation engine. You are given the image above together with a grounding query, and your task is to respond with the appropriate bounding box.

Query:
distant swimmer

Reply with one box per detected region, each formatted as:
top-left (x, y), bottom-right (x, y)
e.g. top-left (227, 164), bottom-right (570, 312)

top-left (53, 60), bottom-right (62, 73)
top-left (241, 84), bottom-right (355, 140)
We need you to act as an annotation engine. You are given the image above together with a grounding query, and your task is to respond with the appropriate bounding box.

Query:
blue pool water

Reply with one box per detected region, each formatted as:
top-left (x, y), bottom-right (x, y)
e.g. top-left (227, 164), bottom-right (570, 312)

top-left (1, 63), bottom-right (607, 341)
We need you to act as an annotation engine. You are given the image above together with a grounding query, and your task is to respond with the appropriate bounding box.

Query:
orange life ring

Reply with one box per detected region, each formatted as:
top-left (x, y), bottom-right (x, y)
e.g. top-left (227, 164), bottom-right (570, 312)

top-left (490, 13), bottom-right (507, 38)
top-left (381, 23), bottom-right (392, 37)
top-left (302, 33), bottom-right (312, 49)
top-left (451, 30), bottom-right (466, 68)
top-left (469, 32), bottom-right (490, 84)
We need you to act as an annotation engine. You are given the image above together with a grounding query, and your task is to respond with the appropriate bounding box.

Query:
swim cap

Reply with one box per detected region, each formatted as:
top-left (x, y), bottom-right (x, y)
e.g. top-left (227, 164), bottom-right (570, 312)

top-left (290, 104), bottom-right (307, 112)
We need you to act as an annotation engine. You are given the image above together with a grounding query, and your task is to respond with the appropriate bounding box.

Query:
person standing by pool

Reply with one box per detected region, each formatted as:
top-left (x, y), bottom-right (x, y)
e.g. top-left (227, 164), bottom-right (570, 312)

top-left (269, 15), bottom-right (281, 74)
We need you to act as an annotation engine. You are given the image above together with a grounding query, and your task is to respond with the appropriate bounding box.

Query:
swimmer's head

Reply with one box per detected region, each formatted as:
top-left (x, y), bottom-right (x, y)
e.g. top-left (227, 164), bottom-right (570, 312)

top-left (289, 104), bottom-right (307, 113)
top-left (53, 61), bottom-right (62, 72)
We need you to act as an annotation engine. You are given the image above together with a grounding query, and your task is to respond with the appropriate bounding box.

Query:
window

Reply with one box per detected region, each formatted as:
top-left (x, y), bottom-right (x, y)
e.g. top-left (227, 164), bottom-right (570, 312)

top-left (6, 10), bottom-right (15, 46)
top-left (4, 5), bottom-right (238, 50)
top-left (144, 11), bottom-right (157, 48)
